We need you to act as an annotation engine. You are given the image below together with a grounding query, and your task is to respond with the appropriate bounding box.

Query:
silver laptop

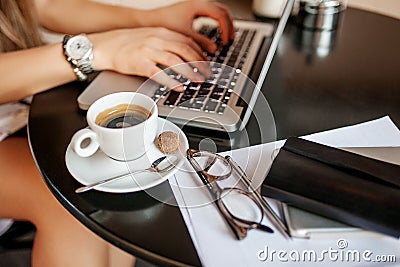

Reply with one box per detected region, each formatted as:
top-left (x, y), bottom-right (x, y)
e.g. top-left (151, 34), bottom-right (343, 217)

top-left (78, 0), bottom-right (294, 132)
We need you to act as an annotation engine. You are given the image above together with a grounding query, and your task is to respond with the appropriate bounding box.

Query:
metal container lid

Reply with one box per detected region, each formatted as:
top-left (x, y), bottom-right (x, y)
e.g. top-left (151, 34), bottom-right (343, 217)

top-left (303, 0), bottom-right (344, 15)
top-left (296, 0), bottom-right (345, 31)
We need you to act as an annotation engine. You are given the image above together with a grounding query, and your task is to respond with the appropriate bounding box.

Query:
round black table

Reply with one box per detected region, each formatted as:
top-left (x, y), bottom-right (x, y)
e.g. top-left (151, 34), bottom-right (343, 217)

top-left (28, 3), bottom-right (400, 266)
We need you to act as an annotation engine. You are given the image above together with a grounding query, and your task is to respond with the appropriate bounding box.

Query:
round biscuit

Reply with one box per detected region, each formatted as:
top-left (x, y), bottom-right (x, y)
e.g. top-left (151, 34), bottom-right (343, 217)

top-left (157, 131), bottom-right (180, 154)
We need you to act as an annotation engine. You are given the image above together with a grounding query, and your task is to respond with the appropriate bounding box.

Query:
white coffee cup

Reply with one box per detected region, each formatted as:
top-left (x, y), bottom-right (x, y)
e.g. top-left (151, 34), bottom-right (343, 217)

top-left (70, 92), bottom-right (158, 161)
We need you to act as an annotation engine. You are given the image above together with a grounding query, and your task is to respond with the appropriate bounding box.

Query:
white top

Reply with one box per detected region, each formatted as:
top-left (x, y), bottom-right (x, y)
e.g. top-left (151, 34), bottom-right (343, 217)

top-left (0, 219), bottom-right (13, 236)
top-left (0, 99), bottom-right (30, 142)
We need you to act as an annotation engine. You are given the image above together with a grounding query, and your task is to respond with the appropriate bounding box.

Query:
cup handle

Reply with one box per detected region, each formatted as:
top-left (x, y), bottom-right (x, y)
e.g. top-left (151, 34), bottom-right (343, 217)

top-left (70, 128), bottom-right (99, 157)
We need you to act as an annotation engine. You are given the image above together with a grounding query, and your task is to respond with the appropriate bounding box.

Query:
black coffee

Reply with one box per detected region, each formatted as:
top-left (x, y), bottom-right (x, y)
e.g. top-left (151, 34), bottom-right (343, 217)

top-left (96, 104), bottom-right (151, 129)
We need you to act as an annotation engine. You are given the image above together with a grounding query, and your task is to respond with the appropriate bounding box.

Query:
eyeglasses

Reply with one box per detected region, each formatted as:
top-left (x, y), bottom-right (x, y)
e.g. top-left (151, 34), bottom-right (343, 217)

top-left (186, 149), bottom-right (274, 240)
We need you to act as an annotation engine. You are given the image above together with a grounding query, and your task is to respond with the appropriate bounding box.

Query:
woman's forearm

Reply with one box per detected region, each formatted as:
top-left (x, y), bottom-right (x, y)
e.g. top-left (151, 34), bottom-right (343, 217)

top-left (0, 27), bottom-right (206, 103)
top-left (34, 0), bottom-right (234, 53)
top-left (35, 0), bottom-right (153, 34)
top-left (0, 43), bottom-right (75, 103)
top-left (0, 0), bottom-right (234, 104)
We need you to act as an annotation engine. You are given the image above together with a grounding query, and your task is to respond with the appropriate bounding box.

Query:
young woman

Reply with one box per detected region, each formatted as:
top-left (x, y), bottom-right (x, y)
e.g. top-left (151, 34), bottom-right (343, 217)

top-left (0, 0), bottom-right (234, 266)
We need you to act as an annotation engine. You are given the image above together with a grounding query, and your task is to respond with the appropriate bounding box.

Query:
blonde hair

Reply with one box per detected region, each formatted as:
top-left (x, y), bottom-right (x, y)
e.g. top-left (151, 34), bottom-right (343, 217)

top-left (0, 0), bottom-right (42, 52)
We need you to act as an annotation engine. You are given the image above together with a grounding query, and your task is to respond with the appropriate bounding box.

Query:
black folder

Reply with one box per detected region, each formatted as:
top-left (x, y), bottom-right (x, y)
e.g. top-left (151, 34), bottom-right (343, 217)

top-left (262, 137), bottom-right (400, 238)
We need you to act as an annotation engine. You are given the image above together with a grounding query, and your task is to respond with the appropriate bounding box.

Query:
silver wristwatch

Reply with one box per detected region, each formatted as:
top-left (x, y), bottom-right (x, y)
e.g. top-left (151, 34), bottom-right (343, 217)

top-left (63, 34), bottom-right (94, 81)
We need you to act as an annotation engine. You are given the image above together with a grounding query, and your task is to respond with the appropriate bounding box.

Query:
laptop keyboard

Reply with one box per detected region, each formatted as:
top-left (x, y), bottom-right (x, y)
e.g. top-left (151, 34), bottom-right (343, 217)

top-left (152, 26), bottom-right (256, 114)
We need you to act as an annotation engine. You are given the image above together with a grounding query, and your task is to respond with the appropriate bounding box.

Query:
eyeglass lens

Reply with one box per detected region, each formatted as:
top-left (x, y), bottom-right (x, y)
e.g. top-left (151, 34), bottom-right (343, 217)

top-left (194, 153), bottom-right (231, 179)
top-left (220, 189), bottom-right (263, 226)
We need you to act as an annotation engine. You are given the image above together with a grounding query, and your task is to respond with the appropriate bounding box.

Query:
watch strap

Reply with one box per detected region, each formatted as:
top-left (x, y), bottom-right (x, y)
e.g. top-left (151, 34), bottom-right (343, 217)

top-left (62, 35), bottom-right (93, 81)
top-left (72, 66), bottom-right (88, 82)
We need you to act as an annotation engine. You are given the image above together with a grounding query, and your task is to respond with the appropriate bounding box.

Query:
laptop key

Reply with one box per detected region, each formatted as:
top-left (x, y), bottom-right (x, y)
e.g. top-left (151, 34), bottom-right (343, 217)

top-left (164, 91), bottom-right (181, 106)
top-left (197, 89), bottom-right (211, 96)
top-left (187, 82), bottom-right (199, 89)
top-left (219, 45), bottom-right (230, 58)
top-left (184, 89), bottom-right (197, 98)
top-left (189, 102), bottom-right (204, 110)
top-left (210, 92), bottom-right (223, 100)
top-left (204, 99), bottom-right (219, 112)
top-left (217, 104), bottom-right (226, 114)
top-left (179, 95), bottom-right (192, 103)
top-left (177, 100), bottom-right (192, 108)
top-left (200, 82), bottom-right (214, 89)
top-left (213, 85), bottom-right (226, 93)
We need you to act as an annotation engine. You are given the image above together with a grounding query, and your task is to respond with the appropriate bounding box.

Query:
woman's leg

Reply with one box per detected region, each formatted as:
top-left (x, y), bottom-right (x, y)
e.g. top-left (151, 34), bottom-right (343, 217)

top-left (108, 243), bottom-right (136, 267)
top-left (0, 136), bottom-right (133, 267)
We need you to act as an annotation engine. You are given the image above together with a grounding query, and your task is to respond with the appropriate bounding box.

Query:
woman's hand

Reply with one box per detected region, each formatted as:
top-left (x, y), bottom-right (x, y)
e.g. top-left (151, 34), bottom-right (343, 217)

top-left (90, 27), bottom-right (210, 91)
top-left (149, 0), bottom-right (235, 53)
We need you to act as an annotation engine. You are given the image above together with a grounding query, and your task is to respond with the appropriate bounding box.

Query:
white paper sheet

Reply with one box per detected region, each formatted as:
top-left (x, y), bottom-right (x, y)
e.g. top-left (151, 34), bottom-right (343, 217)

top-left (170, 116), bottom-right (400, 266)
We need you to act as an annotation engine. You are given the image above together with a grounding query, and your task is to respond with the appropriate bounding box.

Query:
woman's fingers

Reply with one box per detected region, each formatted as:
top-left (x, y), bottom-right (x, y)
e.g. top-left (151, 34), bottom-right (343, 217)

top-left (146, 29), bottom-right (212, 78)
top-left (212, 2), bottom-right (236, 41)
top-left (138, 48), bottom-right (210, 91)
top-left (152, 1), bottom-right (235, 53)
top-left (148, 49), bottom-right (204, 82)
top-left (147, 65), bottom-right (185, 92)
top-left (191, 31), bottom-right (218, 54)
top-left (153, 38), bottom-right (204, 63)
top-left (194, 1), bottom-right (235, 46)
top-left (154, 28), bottom-right (205, 57)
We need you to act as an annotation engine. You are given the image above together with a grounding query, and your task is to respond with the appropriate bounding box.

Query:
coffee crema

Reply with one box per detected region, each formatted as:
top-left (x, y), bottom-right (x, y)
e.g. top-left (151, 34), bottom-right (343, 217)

top-left (95, 104), bottom-right (151, 129)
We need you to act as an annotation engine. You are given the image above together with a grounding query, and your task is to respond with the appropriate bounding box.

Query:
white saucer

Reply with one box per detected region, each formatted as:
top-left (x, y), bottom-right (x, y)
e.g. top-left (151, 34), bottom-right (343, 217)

top-left (65, 118), bottom-right (188, 193)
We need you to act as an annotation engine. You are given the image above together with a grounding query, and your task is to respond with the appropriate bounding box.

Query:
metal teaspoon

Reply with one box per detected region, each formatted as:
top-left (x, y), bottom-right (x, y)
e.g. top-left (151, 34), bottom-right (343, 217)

top-left (75, 156), bottom-right (176, 193)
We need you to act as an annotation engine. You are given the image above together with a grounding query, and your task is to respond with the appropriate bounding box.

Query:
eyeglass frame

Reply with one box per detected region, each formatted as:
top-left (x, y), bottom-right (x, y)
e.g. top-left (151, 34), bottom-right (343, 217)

top-left (186, 148), bottom-right (273, 240)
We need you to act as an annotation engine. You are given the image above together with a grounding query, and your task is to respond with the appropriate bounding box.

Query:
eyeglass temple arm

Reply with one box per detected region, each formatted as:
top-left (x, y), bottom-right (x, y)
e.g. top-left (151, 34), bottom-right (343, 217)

top-left (225, 156), bottom-right (292, 240)
top-left (186, 150), bottom-right (247, 240)
top-left (189, 162), bottom-right (247, 240)
top-left (215, 200), bottom-right (248, 240)
top-left (186, 154), bottom-right (218, 194)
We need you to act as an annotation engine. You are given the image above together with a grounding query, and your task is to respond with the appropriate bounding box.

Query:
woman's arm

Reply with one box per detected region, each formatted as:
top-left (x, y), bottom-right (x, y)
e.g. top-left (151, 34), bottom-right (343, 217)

top-left (34, 0), bottom-right (234, 52)
top-left (0, 0), bottom-right (234, 103)
top-left (34, 0), bottom-right (149, 34)
top-left (0, 43), bottom-right (74, 104)
top-left (0, 27), bottom-right (206, 104)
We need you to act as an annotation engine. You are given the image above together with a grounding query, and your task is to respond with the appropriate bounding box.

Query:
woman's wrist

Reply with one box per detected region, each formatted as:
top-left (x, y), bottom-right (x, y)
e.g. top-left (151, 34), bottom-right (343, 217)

top-left (129, 8), bottom-right (161, 28)
top-left (115, 7), bottom-right (157, 29)
top-left (88, 32), bottom-right (111, 72)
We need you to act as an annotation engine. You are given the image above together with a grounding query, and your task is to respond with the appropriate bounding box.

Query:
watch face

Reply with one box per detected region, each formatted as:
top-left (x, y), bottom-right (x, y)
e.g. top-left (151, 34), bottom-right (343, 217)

top-left (66, 35), bottom-right (92, 60)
